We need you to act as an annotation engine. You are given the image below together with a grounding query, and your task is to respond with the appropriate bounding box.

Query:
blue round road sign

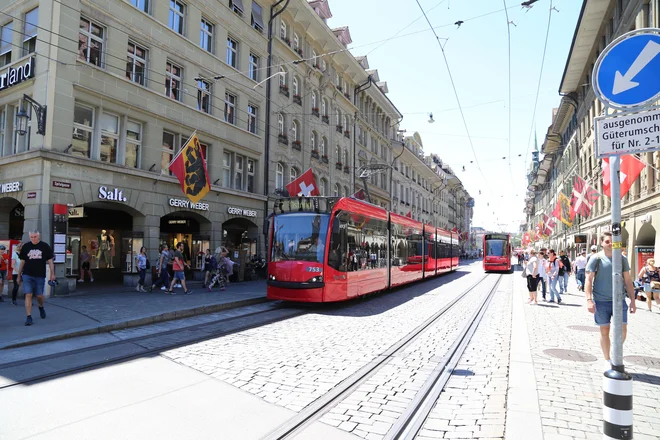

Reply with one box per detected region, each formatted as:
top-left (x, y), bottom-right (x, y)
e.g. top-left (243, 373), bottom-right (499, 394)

top-left (593, 29), bottom-right (660, 109)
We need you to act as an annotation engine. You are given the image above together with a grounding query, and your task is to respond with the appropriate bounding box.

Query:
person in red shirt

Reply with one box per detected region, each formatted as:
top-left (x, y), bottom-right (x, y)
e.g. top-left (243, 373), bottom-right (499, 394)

top-left (0, 245), bottom-right (8, 302)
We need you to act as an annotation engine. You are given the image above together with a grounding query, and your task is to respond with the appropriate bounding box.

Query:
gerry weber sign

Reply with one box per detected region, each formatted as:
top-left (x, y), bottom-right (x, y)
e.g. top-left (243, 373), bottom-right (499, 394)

top-left (169, 198), bottom-right (209, 211)
top-left (98, 186), bottom-right (127, 202)
top-left (227, 207), bottom-right (257, 217)
top-left (0, 181), bottom-right (23, 194)
top-left (0, 57), bottom-right (35, 93)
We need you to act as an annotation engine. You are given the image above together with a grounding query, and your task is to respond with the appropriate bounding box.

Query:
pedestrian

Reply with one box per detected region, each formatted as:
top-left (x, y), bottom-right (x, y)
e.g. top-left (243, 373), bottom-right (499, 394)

top-left (585, 232), bottom-right (636, 371)
top-left (17, 230), bottom-right (56, 326)
top-left (78, 245), bottom-right (94, 283)
top-left (10, 243), bottom-right (21, 305)
top-left (573, 249), bottom-right (588, 291)
top-left (636, 258), bottom-right (660, 312)
top-left (525, 249), bottom-right (540, 304)
top-left (559, 250), bottom-right (572, 294)
top-left (135, 246), bottom-right (148, 292)
top-left (202, 249), bottom-right (217, 288)
top-left (587, 244), bottom-right (598, 263)
top-left (547, 249), bottom-right (562, 304)
top-left (538, 248), bottom-right (548, 300)
top-left (0, 245), bottom-right (8, 302)
top-left (151, 244), bottom-right (170, 291)
top-left (166, 242), bottom-right (192, 295)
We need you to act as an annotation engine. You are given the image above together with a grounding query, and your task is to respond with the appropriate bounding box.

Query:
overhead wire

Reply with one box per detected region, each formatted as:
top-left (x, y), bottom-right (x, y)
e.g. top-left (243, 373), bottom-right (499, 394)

top-left (503, 0), bottom-right (514, 190)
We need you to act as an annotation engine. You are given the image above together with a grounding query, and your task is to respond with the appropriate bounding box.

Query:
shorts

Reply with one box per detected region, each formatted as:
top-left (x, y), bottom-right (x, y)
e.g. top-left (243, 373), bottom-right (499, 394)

top-left (0, 270), bottom-right (6, 281)
top-left (174, 271), bottom-right (185, 281)
top-left (526, 275), bottom-right (540, 292)
top-left (82, 261), bottom-right (90, 270)
top-left (22, 274), bottom-right (45, 296)
top-left (594, 300), bottom-right (628, 326)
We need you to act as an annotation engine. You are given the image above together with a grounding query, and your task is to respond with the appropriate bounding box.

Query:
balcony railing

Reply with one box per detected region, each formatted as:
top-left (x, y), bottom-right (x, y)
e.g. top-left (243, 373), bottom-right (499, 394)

top-left (279, 85), bottom-right (289, 97)
top-left (292, 140), bottom-right (301, 151)
top-left (312, 108), bottom-right (320, 117)
top-left (335, 162), bottom-right (343, 170)
top-left (344, 130), bottom-right (350, 139)
top-left (343, 165), bottom-right (350, 174)
top-left (278, 133), bottom-right (288, 145)
top-left (293, 94), bottom-right (302, 105)
top-left (336, 125), bottom-right (343, 133)
top-left (322, 115), bottom-right (329, 124)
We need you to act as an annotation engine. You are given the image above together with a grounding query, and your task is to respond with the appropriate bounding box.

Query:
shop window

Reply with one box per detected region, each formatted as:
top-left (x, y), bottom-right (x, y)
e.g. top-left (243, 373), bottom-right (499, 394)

top-left (79, 17), bottom-right (104, 67)
top-left (126, 42), bottom-right (147, 86)
top-left (23, 8), bottom-right (38, 56)
top-left (126, 120), bottom-right (142, 168)
top-left (166, 61), bottom-right (182, 101)
top-left (0, 22), bottom-right (12, 67)
top-left (122, 234), bottom-right (144, 273)
top-left (247, 159), bottom-right (255, 192)
top-left (72, 103), bottom-right (93, 158)
top-left (100, 113), bottom-right (119, 164)
top-left (162, 130), bottom-right (178, 174)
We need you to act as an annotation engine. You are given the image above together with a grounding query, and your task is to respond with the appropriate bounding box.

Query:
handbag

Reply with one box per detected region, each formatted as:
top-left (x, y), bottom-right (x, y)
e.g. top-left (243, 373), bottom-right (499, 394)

top-left (521, 267), bottom-right (527, 278)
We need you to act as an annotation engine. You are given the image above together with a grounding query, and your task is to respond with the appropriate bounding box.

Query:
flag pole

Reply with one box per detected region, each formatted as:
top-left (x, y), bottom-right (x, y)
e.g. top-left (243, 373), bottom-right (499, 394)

top-left (168, 130), bottom-right (198, 168)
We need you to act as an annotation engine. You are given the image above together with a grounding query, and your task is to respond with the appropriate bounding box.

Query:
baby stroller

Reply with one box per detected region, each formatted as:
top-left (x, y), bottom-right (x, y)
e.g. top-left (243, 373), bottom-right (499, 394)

top-left (208, 261), bottom-right (230, 291)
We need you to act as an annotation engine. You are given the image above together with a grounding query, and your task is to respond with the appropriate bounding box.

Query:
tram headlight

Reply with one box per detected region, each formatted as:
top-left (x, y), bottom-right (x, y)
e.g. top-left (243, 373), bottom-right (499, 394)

top-left (307, 276), bottom-right (323, 283)
top-left (269, 274), bottom-right (276, 281)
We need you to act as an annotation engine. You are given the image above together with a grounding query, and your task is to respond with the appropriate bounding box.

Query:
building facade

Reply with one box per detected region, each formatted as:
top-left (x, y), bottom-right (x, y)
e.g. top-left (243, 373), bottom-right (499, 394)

top-left (524, 0), bottom-right (660, 274)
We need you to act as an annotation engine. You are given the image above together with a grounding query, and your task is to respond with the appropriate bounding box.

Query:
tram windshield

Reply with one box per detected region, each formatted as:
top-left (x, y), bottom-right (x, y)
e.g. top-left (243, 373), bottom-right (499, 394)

top-left (485, 239), bottom-right (508, 257)
top-left (271, 213), bottom-right (330, 263)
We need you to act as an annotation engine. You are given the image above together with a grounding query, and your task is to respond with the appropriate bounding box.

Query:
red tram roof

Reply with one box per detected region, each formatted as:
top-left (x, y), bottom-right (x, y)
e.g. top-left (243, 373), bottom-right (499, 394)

top-left (333, 197), bottom-right (389, 221)
top-left (390, 212), bottom-right (423, 229)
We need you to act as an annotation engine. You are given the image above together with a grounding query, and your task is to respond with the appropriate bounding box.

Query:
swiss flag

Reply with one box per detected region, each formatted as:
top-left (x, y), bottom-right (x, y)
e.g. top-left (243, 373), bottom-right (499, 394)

top-left (451, 227), bottom-right (458, 233)
top-left (285, 168), bottom-right (320, 197)
top-left (602, 155), bottom-right (646, 198)
top-left (405, 211), bottom-right (412, 218)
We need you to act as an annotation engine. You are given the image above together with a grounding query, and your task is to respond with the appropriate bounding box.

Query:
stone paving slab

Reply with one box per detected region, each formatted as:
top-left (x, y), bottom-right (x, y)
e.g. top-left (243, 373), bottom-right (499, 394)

top-left (0, 281), bottom-right (267, 350)
top-left (510, 266), bottom-right (660, 440)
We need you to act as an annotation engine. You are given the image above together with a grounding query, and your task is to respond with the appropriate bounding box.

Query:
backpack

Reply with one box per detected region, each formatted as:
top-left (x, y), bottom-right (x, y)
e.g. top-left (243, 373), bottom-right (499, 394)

top-left (560, 256), bottom-right (571, 273)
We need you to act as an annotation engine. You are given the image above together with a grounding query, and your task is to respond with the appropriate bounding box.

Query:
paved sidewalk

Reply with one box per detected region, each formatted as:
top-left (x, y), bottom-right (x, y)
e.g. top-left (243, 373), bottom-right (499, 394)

top-left (0, 280), bottom-right (267, 350)
top-left (508, 266), bottom-right (660, 440)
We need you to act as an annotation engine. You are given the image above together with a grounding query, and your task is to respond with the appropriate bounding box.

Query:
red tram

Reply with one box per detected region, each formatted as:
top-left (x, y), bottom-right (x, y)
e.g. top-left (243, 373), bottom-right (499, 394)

top-left (266, 197), bottom-right (459, 302)
top-left (483, 233), bottom-right (512, 272)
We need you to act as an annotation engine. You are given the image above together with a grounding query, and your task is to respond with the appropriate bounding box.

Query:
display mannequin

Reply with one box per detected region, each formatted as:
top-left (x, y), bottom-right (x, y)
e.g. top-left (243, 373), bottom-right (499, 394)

top-left (96, 229), bottom-right (114, 268)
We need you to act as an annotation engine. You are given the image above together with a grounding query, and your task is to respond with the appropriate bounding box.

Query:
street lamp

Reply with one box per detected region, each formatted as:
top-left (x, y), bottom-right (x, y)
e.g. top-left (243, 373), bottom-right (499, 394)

top-left (16, 94), bottom-right (46, 136)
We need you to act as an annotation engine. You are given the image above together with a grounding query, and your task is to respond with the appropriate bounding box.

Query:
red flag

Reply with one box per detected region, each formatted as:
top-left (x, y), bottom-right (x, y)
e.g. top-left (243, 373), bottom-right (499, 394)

top-left (169, 133), bottom-right (210, 204)
top-left (522, 231), bottom-right (530, 246)
top-left (352, 189), bottom-right (366, 200)
top-left (570, 175), bottom-right (600, 218)
top-left (602, 155), bottom-right (646, 198)
top-left (551, 198), bottom-right (562, 219)
top-left (451, 226), bottom-right (458, 233)
top-left (285, 168), bottom-right (320, 197)
top-left (405, 211), bottom-right (412, 218)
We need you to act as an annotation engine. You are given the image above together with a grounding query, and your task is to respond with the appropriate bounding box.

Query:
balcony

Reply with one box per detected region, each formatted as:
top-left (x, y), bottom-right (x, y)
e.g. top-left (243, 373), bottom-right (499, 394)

top-left (343, 165), bottom-right (350, 174)
top-left (344, 130), bottom-right (350, 139)
top-left (344, 92), bottom-right (350, 100)
top-left (292, 140), bottom-right (301, 151)
top-left (336, 125), bottom-right (343, 133)
top-left (312, 108), bottom-right (320, 118)
top-left (311, 149), bottom-right (320, 159)
top-left (281, 36), bottom-right (291, 46)
top-left (335, 162), bottom-right (343, 170)
top-left (322, 115), bottom-right (330, 124)
top-left (278, 133), bottom-right (288, 145)
top-left (293, 94), bottom-right (302, 106)
top-left (295, 47), bottom-right (303, 57)
top-left (279, 85), bottom-right (289, 97)
top-left (321, 155), bottom-right (329, 164)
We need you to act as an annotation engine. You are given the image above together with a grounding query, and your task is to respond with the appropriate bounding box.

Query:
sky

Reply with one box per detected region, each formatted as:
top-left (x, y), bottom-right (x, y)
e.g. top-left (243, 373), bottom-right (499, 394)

top-left (327, 0), bottom-right (582, 233)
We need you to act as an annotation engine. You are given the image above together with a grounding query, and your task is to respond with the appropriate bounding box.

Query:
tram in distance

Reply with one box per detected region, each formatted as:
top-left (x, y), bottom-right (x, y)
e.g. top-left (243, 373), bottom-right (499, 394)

top-left (483, 233), bottom-right (512, 272)
top-left (266, 197), bottom-right (460, 302)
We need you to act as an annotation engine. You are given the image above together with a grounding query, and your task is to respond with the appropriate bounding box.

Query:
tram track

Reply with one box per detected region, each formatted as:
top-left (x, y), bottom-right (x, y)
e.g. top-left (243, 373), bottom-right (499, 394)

top-left (260, 273), bottom-right (502, 440)
top-left (0, 302), bottom-right (307, 389)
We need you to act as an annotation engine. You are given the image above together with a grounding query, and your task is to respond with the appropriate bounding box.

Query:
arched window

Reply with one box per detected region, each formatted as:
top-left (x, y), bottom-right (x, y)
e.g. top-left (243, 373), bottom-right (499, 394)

top-left (293, 32), bottom-right (299, 50)
top-left (343, 148), bottom-right (349, 164)
top-left (280, 20), bottom-right (287, 40)
top-left (335, 145), bottom-right (340, 162)
top-left (322, 98), bottom-right (327, 116)
top-left (320, 137), bottom-right (326, 155)
top-left (291, 120), bottom-right (299, 141)
top-left (312, 92), bottom-right (317, 110)
top-left (319, 178), bottom-right (328, 196)
top-left (276, 163), bottom-right (284, 189)
top-left (277, 113), bottom-right (285, 134)
top-left (336, 108), bottom-right (342, 126)
top-left (334, 183), bottom-right (341, 197)
top-left (290, 167), bottom-right (298, 183)
top-left (292, 76), bottom-right (299, 96)
top-left (279, 67), bottom-right (287, 87)
top-left (343, 115), bottom-right (349, 129)
top-left (311, 131), bottom-right (317, 150)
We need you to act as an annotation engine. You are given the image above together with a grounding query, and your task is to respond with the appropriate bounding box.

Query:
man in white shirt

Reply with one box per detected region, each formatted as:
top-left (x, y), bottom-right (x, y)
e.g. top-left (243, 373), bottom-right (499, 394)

top-left (573, 249), bottom-right (588, 291)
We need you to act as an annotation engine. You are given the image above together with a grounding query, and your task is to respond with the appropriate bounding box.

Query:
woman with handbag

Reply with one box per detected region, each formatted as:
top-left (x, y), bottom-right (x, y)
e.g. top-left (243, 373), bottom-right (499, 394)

top-left (637, 258), bottom-right (660, 311)
top-left (525, 249), bottom-right (540, 305)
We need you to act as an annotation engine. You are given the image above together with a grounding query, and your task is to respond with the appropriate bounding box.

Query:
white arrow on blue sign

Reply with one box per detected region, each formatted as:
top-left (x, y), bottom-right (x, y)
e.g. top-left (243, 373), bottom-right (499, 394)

top-left (593, 29), bottom-right (660, 109)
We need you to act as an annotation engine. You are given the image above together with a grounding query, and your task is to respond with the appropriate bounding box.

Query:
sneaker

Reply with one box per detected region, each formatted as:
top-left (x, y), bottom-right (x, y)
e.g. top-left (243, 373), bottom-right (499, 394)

top-left (160, 286), bottom-right (167, 291)
top-left (185, 290), bottom-right (192, 295)
top-left (25, 315), bottom-right (33, 326)
top-left (175, 284), bottom-right (182, 288)
top-left (557, 299), bottom-right (562, 304)
top-left (548, 300), bottom-right (555, 303)
top-left (208, 286), bottom-right (212, 292)
top-left (136, 286), bottom-right (141, 292)
top-left (77, 279), bottom-right (84, 283)
top-left (39, 306), bottom-right (46, 319)
top-left (91, 278), bottom-right (94, 283)
top-left (170, 291), bottom-right (176, 295)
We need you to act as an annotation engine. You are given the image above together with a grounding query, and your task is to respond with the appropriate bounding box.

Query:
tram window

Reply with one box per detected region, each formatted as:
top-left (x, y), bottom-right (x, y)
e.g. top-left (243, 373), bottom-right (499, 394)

top-left (328, 212), bottom-right (348, 271)
top-left (391, 222), bottom-right (422, 266)
top-left (486, 240), bottom-right (507, 257)
top-left (343, 212), bottom-right (387, 271)
top-left (271, 213), bottom-right (329, 263)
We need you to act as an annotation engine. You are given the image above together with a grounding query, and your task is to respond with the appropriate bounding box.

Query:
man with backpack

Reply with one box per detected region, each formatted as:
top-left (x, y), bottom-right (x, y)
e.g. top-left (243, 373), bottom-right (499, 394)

top-left (584, 232), bottom-right (636, 371)
top-left (559, 250), bottom-right (571, 294)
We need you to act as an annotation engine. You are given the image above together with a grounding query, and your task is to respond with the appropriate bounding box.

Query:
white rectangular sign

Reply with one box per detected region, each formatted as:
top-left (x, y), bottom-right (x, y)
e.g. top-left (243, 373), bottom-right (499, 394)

top-left (595, 107), bottom-right (660, 158)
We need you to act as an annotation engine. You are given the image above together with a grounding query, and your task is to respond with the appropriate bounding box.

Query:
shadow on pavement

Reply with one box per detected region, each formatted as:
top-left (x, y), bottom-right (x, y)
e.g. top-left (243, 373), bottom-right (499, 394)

top-left (631, 372), bottom-right (660, 385)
